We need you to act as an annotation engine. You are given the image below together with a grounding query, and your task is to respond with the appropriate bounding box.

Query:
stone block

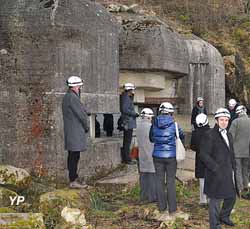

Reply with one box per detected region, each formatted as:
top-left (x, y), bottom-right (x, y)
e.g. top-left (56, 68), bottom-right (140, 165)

top-left (0, 213), bottom-right (45, 228)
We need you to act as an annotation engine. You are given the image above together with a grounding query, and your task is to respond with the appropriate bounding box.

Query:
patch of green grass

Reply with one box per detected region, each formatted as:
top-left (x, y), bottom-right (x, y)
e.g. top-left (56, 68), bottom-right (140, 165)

top-left (90, 192), bottom-right (107, 211)
top-left (126, 185), bottom-right (140, 201)
top-left (160, 217), bottom-right (185, 229)
top-left (178, 14), bottom-right (190, 22)
top-left (89, 191), bottom-right (120, 223)
top-left (176, 182), bottom-right (194, 200)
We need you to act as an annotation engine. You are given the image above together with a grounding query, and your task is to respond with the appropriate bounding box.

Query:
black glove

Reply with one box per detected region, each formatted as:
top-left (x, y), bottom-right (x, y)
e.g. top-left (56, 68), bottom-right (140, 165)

top-left (135, 112), bottom-right (140, 117)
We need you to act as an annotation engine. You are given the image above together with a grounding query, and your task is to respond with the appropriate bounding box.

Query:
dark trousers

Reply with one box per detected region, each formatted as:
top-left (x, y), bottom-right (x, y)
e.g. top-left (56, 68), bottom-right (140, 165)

top-left (235, 158), bottom-right (249, 191)
top-left (67, 151), bottom-right (80, 182)
top-left (106, 130), bottom-right (113, 137)
top-left (153, 157), bottom-right (177, 213)
top-left (122, 129), bottom-right (133, 162)
top-left (209, 195), bottom-right (236, 229)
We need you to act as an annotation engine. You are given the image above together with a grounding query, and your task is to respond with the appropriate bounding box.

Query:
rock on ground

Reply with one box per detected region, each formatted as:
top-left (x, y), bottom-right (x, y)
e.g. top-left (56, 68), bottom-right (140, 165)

top-left (54, 206), bottom-right (93, 229)
top-left (39, 188), bottom-right (91, 228)
top-left (0, 187), bottom-right (18, 208)
top-left (0, 165), bottom-right (31, 190)
top-left (61, 206), bottom-right (87, 225)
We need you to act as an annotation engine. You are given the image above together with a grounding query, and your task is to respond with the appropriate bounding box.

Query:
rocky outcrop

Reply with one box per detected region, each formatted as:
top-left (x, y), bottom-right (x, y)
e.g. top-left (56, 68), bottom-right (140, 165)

top-left (0, 165), bottom-right (31, 190)
top-left (224, 53), bottom-right (249, 104)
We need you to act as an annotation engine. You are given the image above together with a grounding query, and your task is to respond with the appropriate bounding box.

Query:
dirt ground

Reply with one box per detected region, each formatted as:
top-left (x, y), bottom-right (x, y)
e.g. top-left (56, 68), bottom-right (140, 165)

top-left (87, 180), bottom-right (250, 229)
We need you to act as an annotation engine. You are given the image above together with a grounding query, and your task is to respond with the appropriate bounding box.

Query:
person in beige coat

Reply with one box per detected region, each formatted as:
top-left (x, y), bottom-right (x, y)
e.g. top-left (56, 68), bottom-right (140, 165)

top-left (136, 108), bottom-right (157, 203)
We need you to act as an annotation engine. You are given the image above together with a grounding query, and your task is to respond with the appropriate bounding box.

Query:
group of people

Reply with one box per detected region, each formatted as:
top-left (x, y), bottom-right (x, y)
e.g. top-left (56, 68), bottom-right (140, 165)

top-left (120, 83), bottom-right (185, 217)
top-left (191, 97), bottom-right (250, 228)
top-left (61, 76), bottom-right (249, 228)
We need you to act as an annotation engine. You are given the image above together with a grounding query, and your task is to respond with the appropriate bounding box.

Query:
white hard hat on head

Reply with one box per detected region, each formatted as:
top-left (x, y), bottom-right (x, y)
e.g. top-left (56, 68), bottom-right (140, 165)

top-left (197, 97), bottom-right (204, 102)
top-left (228, 99), bottom-right (237, 107)
top-left (195, 113), bottom-right (208, 127)
top-left (67, 76), bottom-right (83, 87)
top-left (140, 108), bottom-right (154, 117)
top-left (159, 102), bottom-right (174, 114)
top-left (124, 83), bottom-right (136, 90)
top-left (236, 105), bottom-right (246, 114)
top-left (214, 108), bottom-right (231, 119)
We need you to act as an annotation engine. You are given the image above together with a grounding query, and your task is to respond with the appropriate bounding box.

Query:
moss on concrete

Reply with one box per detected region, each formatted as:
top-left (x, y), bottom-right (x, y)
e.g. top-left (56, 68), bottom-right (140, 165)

top-left (0, 207), bottom-right (16, 213)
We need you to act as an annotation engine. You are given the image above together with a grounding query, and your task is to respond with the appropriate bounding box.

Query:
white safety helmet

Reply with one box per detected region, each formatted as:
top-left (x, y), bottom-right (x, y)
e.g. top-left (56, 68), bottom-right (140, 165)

top-left (140, 108), bottom-right (154, 117)
top-left (159, 102), bottom-right (174, 114)
top-left (67, 76), bottom-right (83, 87)
top-left (195, 113), bottom-right (208, 127)
top-left (123, 83), bottom-right (136, 91)
top-left (214, 108), bottom-right (231, 119)
top-left (197, 97), bottom-right (204, 102)
top-left (236, 105), bottom-right (246, 114)
top-left (228, 99), bottom-right (237, 107)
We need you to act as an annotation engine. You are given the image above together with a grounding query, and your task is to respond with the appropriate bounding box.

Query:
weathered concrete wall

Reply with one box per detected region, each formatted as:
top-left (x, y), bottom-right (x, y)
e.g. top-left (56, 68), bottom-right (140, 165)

top-left (178, 39), bottom-right (225, 113)
top-left (119, 16), bottom-right (189, 75)
top-left (56, 138), bottom-right (121, 181)
top-left (0, 0), bottom-right (120, 178)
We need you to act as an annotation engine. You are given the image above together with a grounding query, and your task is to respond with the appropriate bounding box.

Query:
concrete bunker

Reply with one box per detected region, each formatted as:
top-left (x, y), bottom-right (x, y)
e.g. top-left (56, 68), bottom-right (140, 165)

top-left (0, 0), bottom-right (120, 180)
top-left (117, 14), bottom-right (225, 114)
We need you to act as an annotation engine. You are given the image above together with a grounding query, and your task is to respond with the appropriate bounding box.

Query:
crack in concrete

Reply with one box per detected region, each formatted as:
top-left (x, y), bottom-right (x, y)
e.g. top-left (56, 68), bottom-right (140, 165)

top-left (50, 0), bottom-right (59, 26)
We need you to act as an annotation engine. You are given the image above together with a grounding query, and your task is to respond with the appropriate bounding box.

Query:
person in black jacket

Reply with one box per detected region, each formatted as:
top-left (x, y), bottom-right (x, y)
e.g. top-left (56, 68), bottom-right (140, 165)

top-left (120, 83), bottom-right (139, 164)
top-left (200, 108), bottom-right (237, 229)
top-left (191, 97), bottom-right (207, 130)
top-left (190, 113), bottom-right (210, 206)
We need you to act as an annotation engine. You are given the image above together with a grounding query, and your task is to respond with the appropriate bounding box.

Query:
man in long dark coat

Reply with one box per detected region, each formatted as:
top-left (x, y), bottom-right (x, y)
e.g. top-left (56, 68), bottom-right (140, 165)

top-left (200, 108), bottom-right (237, 229)
top-left (62, 76), bottom-right (89, 189)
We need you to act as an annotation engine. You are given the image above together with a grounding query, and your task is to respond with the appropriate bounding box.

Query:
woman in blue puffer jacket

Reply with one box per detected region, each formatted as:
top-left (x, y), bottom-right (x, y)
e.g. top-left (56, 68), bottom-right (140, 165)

top-left (150, 102), bottom-right (184, 215)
